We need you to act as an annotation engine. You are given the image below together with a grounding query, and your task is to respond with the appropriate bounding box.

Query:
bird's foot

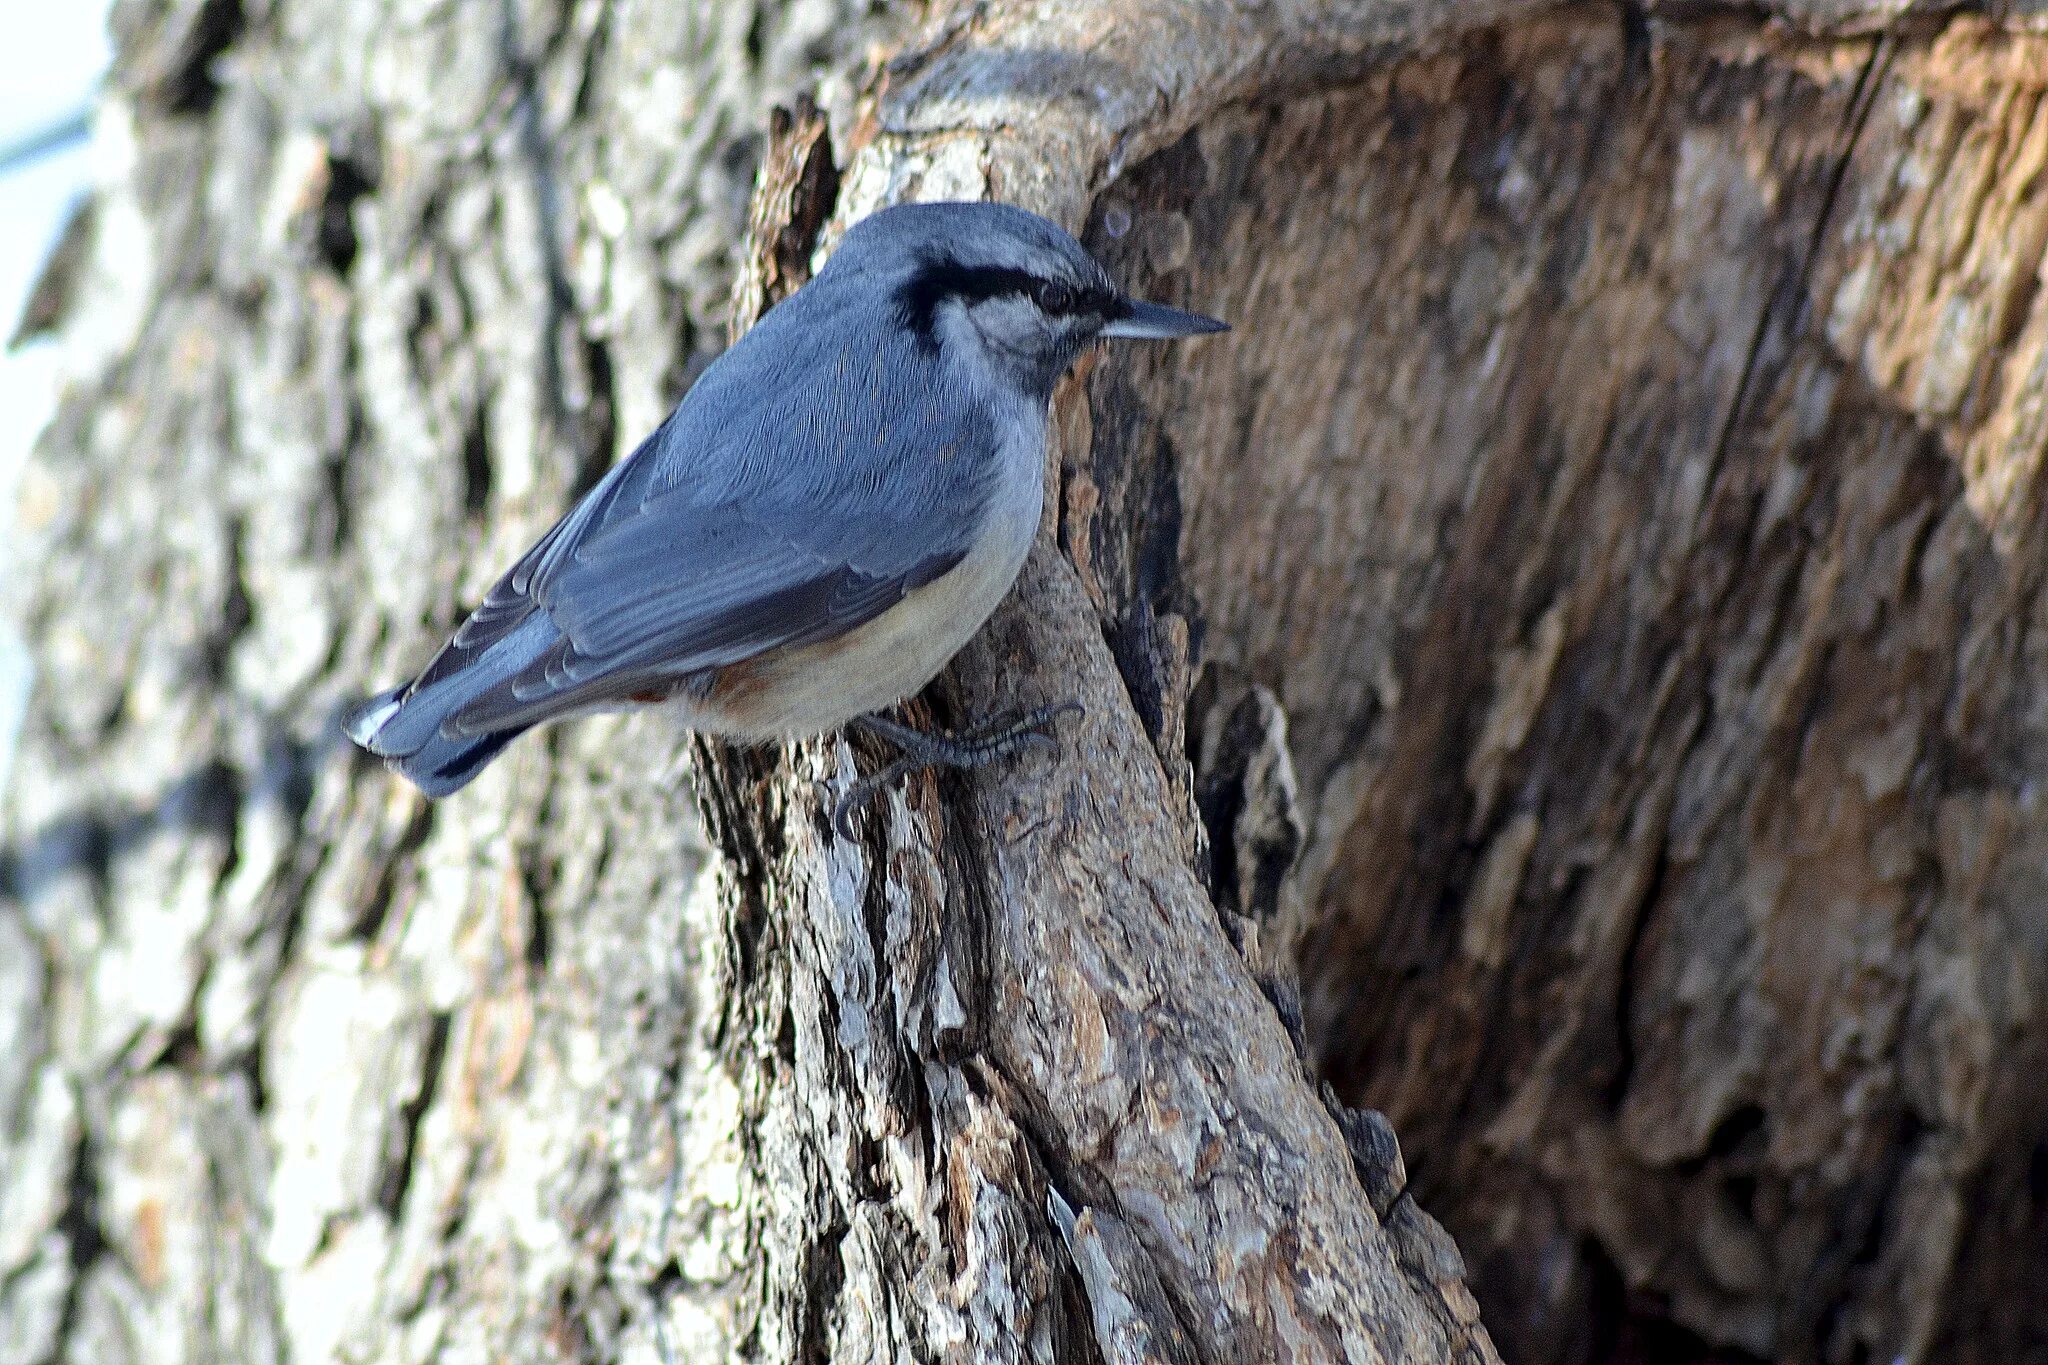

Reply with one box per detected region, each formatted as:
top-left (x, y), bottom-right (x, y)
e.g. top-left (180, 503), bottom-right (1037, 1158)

top-left (831, 702), bottom-right (1083, 838)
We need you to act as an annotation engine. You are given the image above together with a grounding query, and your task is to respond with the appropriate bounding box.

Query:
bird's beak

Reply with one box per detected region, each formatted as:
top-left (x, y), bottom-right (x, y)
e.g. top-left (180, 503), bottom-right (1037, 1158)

top-left (1100, 298), bottom-right (1229, 339)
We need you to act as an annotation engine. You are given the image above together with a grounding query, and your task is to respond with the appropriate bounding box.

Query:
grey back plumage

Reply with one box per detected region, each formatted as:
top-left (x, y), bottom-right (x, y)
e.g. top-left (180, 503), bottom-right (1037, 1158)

top-left (461, 307), bottom-right (1003, 729)
top-left (358, 208), bottom-right (1024, 764)
top-left (348, 201), bottom-right (1222, 795)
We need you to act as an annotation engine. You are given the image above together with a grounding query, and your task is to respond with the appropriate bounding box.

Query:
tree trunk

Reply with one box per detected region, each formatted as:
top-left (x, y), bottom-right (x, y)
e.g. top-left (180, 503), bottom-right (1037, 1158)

top-left (7, 0), bottom-right (2048, 1362)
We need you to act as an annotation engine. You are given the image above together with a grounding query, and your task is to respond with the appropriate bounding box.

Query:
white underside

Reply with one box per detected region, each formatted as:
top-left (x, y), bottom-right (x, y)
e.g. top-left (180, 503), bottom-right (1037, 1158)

top-left (669, 421), bottom-right (1046, 739)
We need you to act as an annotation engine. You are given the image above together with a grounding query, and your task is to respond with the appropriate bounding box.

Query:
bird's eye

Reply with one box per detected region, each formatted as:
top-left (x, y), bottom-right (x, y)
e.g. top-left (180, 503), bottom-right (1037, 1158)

top-left (1034, 280), bottom-right (1075, 314)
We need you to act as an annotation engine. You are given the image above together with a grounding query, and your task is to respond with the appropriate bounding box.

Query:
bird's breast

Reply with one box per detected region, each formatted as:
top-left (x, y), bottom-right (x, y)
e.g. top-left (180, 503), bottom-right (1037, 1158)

top-left (676, 419), bottom-right (1046, 739)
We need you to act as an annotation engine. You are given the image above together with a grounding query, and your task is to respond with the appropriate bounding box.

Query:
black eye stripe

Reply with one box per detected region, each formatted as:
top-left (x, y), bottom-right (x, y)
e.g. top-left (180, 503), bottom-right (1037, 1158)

top-left (1039, 281), bottom-right (1121, 317)
top-left (896, 255), bottom-right (1119, 348)
top-left (943, 263), bottom-right (1043, 302)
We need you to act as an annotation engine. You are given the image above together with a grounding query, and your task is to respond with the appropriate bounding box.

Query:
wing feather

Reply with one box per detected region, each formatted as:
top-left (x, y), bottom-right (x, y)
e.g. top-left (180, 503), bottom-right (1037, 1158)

top-left (436, 291), bottom-right (1002, 736)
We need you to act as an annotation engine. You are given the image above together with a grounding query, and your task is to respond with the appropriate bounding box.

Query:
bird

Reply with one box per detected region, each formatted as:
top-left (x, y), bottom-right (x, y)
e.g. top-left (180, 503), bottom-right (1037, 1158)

top-left (344, 201), bottom-right (1227, 832)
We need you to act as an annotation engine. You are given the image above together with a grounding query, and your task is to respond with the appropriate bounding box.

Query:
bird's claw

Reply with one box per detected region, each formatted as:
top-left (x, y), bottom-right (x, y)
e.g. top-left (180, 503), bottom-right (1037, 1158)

top-left (829, 700), bottom-right (1085, 838)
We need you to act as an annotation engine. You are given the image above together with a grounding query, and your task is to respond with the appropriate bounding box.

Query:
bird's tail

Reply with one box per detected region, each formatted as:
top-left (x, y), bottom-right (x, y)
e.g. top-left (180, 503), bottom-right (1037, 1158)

top-left (344, 685), bottom-right (529, 797)
top-left (344, 615), bottom-right (554, 797)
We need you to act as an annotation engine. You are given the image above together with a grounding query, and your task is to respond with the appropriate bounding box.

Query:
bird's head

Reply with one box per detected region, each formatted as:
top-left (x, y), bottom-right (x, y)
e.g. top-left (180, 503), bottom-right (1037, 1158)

top-left (827, 202), bottom-right (1227, 398)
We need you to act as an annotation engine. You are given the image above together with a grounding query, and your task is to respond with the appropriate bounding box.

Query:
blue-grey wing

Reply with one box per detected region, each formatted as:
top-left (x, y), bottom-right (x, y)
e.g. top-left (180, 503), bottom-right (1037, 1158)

top-left (427, 299), bottom-right (1001, 735)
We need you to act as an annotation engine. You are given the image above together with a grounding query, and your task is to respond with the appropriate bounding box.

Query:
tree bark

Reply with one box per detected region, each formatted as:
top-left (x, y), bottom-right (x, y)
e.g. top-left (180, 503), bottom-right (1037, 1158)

top-left (8, 0), bottom-right (2048, 1363)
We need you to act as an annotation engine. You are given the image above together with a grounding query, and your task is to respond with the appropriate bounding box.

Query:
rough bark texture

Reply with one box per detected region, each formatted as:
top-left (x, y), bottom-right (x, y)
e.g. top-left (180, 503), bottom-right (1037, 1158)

top-left (1, 1), bottom-right (897, 1360)
top-left (7, 0), bottom-right (2048, 1363)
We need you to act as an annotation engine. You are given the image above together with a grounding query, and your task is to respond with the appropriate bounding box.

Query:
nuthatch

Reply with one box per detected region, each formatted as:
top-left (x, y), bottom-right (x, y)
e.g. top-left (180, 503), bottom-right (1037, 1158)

top-left (346, 202), bottom-right (1226, 830)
